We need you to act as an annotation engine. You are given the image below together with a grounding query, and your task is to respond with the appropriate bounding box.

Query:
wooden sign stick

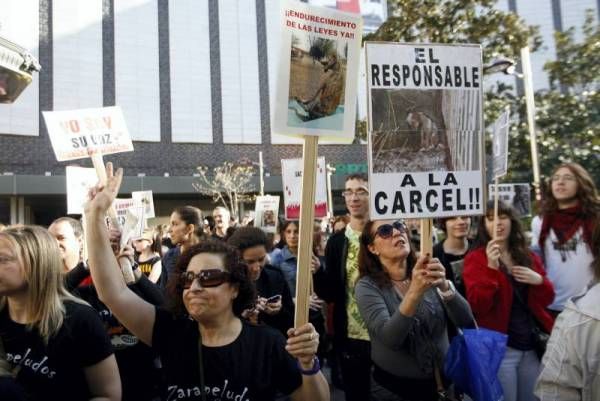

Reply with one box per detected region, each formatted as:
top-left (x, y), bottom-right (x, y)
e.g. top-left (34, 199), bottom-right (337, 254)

top-left (420, 218), bottom-right (433, 257)
top-left (90, 152), bottom-right (121, 230)
top-left (294, 136), bottom-right (319, 328)
top-left (492, 176), bottom-right (499, 240)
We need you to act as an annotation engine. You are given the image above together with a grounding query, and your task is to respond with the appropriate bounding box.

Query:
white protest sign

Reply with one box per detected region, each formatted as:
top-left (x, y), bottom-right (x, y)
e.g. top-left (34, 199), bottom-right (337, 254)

top-left (488, 183), bottom-right (531, 217)
top-left (272, 0), bottom-right (362, 139)
top-left (491, 107), bottom-right (510, 178)
top-left (255, 196), bottom-right (280, 234)
top-left (120, 206), bottom-right (145, 248)
top-left (132, 190), bottom-right (155, 219)
top-left (42, 106), bottom-right (133, 161)
top-left (111, 198), bottom-right (135, 228)
top-left (365, 42), bottom-right (485, 219)
top-left (66, 166), bottom-right (97, 214)
top-left (282, 157), bottom-right (328, 220)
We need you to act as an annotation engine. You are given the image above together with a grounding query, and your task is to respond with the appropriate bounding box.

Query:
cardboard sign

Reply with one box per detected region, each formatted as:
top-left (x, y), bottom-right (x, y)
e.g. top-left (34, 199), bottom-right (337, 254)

top-left (365, 42), bottom-right (485, 219)
top-left (43, 106), bottom-right (133, 161)
top-left (120, 206), bottom-right (145, 248)
top-left (254, 195), bottom-right (280, 233)
top-left (491, 108), bottom-right (510, 178)
top-left (272, 0), bottom-right (362, 139)
top-left (132, 190), bottom-right (155, 219)
top-left (112, 198), bottom-right (135, 228)
top-left (281, 157), bottom-right (328, 220)
top-left (66, 166), bottom-right (98, 214)
top-left (488, 183), bottom-right (531, 217)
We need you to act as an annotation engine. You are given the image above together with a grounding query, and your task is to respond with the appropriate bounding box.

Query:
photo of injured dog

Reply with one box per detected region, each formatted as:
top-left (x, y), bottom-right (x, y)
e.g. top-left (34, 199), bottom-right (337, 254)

top-left (369, 88), bottom-right (481, 173)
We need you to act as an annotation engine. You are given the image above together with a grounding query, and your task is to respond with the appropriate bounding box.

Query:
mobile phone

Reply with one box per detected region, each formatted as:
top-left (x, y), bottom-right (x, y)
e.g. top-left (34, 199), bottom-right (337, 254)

top-left (266, 295), bottom-right (282, 304)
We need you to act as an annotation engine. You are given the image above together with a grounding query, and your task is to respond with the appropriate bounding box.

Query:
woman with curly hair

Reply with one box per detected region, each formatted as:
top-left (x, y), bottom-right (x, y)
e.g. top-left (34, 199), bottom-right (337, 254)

top-left (531, 162), bottom-right (600, 315)
top-left (84, 163), bottom-right (330, 401)
top-left (464, 201), bottom-right (555, 401)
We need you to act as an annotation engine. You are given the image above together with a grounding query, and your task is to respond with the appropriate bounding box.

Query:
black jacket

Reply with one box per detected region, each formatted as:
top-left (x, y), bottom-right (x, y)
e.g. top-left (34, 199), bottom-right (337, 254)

top-left (314, 230), bottom-right (349, 343)
top-left (255, 264), bottom-right (295, 336)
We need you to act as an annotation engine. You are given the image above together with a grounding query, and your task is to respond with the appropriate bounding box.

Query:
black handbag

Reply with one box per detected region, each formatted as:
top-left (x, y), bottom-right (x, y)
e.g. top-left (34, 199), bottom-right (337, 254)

top-left (511, 282), bottom-right (550, 360)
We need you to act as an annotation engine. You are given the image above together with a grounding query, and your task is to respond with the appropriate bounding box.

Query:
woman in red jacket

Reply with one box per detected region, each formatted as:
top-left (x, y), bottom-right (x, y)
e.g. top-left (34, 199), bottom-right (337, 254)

top-left (463, 201), bottom-right (555, 401)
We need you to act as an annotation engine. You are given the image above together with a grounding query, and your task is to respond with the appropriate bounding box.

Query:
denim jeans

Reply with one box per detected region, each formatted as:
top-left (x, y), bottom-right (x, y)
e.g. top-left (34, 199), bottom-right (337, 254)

top-left (497, 347), bottom-right (540, 401)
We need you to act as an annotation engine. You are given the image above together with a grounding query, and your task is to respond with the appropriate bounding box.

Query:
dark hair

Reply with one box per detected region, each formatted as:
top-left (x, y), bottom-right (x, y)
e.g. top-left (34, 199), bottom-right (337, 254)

top-left (474, 200), bottom-right (531, 267)
top-left (204, 215), bottom-right (215, 231)
top-left (50, 217), bottom-right (83, 239)
top-left (358, 220), bottom-right (417, 288)
top-left (148, 227), bottom-right (163, 256)
top-left (166, 240), bottom-right (256, 317)
top-left (277, 220), bottom-right (298, 249)
top-left (345, 173), bottom-right (368, 183)
top-left (173, 206), bottom-right (204, 239)
top-left (591, 222), bottom-right (600, 281)
top-left (542, 162), bottom-right (600, 217)
top-left (227, 227), bottom-right (268, 252)
top-left (435, 216), bottom-right (471, 234)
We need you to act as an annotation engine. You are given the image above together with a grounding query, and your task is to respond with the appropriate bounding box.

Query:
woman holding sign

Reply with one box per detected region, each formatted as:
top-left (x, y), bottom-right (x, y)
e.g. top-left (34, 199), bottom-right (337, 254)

top-left (84, 163), bottom-right (330, 401)
top-left (463, 201), bottom-right (555, 401)
top-left (355, 220), bottom-right (474, 401)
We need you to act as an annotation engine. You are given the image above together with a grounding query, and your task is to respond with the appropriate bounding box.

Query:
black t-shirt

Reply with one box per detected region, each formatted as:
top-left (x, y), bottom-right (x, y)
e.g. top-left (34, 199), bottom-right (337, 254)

top-left (137, 255), bottom-right (162, 278)
top-left (0, 301), bottom-right (113, 401)
top-left (152, 308), bottom-right (303, 401)
top-left (433, 240), bottom-right (471, 296)
top-left (72, 273), bottom-right (164, 401)
top-left (507, 278), bottom-right (535, 350)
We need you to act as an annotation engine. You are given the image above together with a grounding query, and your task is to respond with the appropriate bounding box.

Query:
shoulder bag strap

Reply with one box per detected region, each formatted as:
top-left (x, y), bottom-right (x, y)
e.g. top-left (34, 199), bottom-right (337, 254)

top-left (197, 337), bottom-right (207, 401)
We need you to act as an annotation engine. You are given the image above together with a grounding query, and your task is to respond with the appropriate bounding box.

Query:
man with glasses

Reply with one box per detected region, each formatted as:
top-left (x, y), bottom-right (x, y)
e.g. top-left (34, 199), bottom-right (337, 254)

top-left (315, 173), bottom-right (371, 401)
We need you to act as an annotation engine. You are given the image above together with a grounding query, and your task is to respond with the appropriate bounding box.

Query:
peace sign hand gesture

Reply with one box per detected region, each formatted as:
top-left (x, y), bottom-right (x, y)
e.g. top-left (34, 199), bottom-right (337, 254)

top-left (84, 162), bottom-right (123, 216)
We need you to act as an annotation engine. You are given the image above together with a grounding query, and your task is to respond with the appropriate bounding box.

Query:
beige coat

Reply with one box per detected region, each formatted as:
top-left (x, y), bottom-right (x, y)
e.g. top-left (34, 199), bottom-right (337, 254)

top-left (535, 282), bottom-right (600, 401)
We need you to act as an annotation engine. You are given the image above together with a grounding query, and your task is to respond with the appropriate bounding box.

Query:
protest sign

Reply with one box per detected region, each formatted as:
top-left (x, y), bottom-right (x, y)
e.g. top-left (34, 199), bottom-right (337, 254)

top-left (120, 206), bottom-right (145, 248)
top-left (488, 183), bottom-right (531, 217)
top-left (132, 190), bottom-right (155, 219)
top-left (365, 42), bottom-right (485, 219)
top-left (112, 198), bottom-right (135, 228)
top-left (281, 157), bottom-right (328, 220)
top-left (491, 107), bottom-right (510, 179)
top-left (42, 106), bottom-right (133, 161)
top-left (272, 0), bottom-right (362, 139)
top-left (255, 195), bottom-right (280, 234)
top-left (66, 166), bottom-right (97, 214)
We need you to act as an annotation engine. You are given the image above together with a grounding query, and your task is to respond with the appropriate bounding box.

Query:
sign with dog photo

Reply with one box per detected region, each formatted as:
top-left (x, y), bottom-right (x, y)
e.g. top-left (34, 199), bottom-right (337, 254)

top-left (365, 42), bottom-right (485, 219)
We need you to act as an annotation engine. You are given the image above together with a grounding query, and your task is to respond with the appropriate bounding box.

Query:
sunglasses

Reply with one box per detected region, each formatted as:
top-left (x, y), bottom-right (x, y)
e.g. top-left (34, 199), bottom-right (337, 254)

top-left (180, 269), bottom-right (230, 289)
top-left (374, 221), bottom-right (407, 239)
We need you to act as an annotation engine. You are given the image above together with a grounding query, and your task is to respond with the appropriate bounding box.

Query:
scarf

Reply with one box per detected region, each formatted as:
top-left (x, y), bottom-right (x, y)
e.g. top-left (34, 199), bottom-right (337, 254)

top-left (539, 204), bottom-right (594, 250)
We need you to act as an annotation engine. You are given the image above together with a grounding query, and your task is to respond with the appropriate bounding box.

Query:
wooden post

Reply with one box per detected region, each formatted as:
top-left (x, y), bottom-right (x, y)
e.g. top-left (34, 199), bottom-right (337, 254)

top-left (90, 152), bottom-right (121, 230)
top-left (294, 136), bottom-right (319, 327)
top-left (493, 176), bottom-right (499, 240)
top-left (420, 218), bottom-right (433, 257)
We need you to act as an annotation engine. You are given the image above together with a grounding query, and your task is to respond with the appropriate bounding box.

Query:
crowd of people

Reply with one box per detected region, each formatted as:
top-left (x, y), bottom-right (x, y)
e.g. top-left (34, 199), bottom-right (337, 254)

top-left (0, 161), bottom-right (598, 401)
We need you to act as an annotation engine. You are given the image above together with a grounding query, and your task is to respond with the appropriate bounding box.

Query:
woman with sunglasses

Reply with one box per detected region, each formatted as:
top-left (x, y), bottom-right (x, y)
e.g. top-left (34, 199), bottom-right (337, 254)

top-left (355, 220), bottom-right (474, 401)
top-left (463, 201), bottom-right (555, 401)
top-left (84, 163), bottom-right (330, 401)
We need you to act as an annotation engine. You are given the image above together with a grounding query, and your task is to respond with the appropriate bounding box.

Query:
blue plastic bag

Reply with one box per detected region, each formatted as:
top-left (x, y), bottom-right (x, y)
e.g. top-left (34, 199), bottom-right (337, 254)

top-left (444, 328), bottom-right (507, 401)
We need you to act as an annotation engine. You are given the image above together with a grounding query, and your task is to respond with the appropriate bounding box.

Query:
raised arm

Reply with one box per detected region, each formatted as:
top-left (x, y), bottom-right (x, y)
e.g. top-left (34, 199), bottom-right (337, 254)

top-left (84, 162), bottom-right (156, 346)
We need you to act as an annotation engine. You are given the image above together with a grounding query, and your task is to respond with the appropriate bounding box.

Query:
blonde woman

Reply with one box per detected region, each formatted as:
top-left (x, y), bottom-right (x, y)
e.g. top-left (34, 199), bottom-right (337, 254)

top-left (0, 226), bottom-right (120, 401)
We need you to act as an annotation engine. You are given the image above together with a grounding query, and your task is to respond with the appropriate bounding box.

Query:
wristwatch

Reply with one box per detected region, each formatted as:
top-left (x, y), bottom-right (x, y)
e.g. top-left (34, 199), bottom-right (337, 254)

top-left (436, 280), bottom-right (456, 300)
top-left (297, 357), bottom-right (320, 375)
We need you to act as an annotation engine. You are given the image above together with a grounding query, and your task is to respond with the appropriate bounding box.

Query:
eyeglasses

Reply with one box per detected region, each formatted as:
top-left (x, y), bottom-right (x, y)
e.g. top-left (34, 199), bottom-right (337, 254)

top-left (342, 189), bottom-right (369, 199)
top-left (551, 174), bottom-right (576, 182)
top-left (374, 221), bottom-right (407, 239)
top-left (180, 269), bottom-right (230, 289)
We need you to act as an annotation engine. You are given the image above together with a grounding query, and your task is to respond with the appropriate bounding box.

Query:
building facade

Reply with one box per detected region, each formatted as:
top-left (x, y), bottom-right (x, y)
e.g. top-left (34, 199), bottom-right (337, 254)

top-left (0, 0), bottom-right (596, 225)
